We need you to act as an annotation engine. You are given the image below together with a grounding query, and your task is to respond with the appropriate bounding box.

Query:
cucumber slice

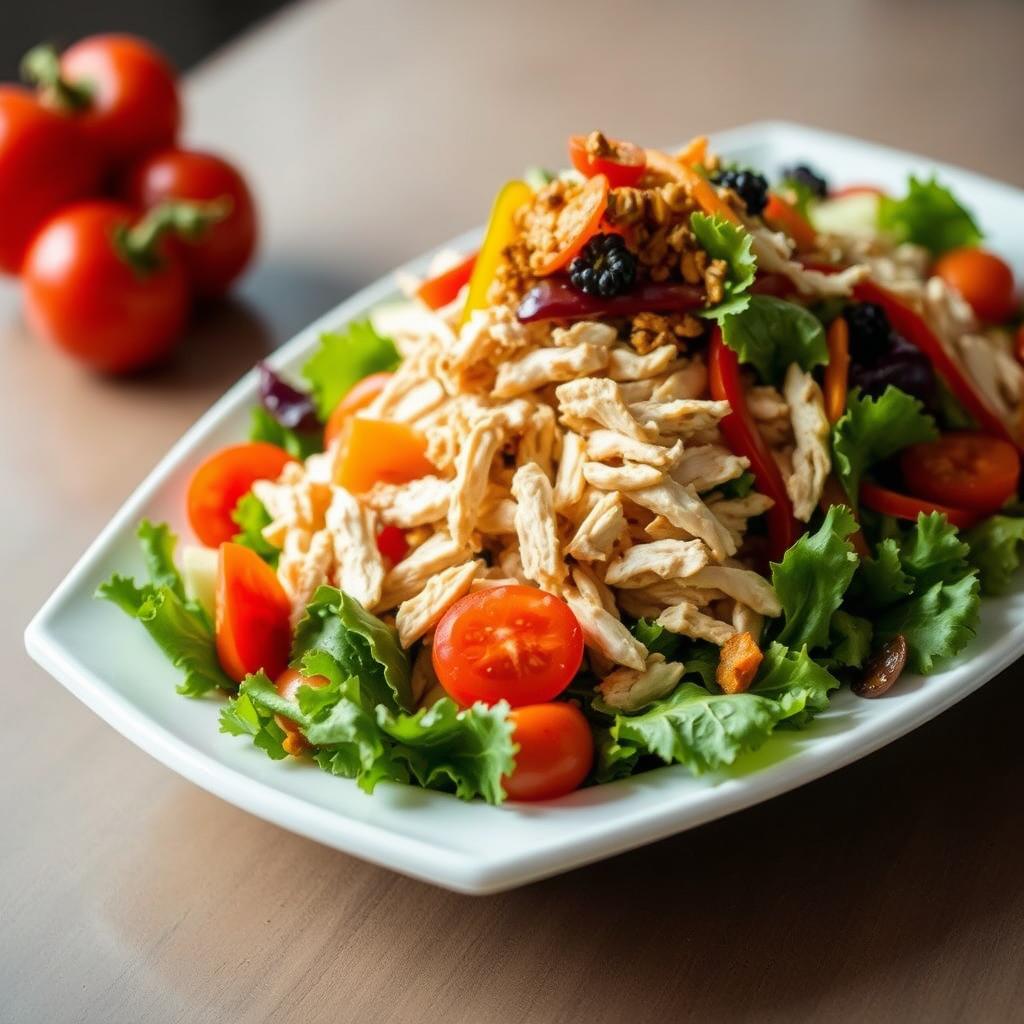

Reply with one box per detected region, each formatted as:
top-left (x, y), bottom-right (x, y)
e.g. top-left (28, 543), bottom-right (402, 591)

top-left (182, 545), bottom-right (218, 618)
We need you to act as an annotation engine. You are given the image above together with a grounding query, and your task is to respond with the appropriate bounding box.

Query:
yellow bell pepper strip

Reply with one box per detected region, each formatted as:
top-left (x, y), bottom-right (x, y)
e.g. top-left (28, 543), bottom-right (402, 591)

top-left (644, 147), bottom-right (740, 224)
top-left (460, 180), bottom-right (533, 325)
top-left (823, 315), bottom-right (851, 424)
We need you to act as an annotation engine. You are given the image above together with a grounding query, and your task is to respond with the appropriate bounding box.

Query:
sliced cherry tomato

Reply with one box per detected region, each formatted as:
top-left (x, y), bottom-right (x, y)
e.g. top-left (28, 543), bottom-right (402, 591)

top-left (333, 418), bottom-right (435, 493)
top-left (323, 371), bottom-right (394, 447)
top-left (0, 87), bottom-right (101, 274)
top-left (432, 585), bottom-right (584, 708)
top-left (502, 702), bottom-right (594, 802)
top-left (763, 193), bottom-right (817, 251)
top-left (859, 480), bottom-right (982, 530)
top-left (187, 442), bottom-right (294, 547)
top-left (707, 328), bottom-right (799, 561)
top-left (22, 200), bottom-right (191, 373)
top-left (900, 433), bottom-right (1019, 512)
top-left (375, 525), bottom-right (409, 565)
top-left (416, 252), bottom-right (477, 310)
top-left (823, 316), bottom-right (850, 423)
top-left (568, 134), bottom-right (646, 188)
top-left (934, 247), bottom-right (1017, 324)
top-left (274, 667), bottom-right (329, 755)
top-left (534, 174), bottom-right (609, 276)
top-left (216, 542), bottom-right (292, 683)
top-left (26, 35), bottom-right (180, 167)
top-left (122, 148), bottom-right (257, 296)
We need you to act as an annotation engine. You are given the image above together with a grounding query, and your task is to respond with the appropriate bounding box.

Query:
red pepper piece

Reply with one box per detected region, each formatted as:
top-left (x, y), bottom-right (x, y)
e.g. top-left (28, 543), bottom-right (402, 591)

top-left (517, 279), bottom-right (703, 323)
top-left (859, 480), bottom-right (982, 530)
top-left (416, 251), bottom-right (477, 310)
top-left (707, 328), bottom-right (800, 561)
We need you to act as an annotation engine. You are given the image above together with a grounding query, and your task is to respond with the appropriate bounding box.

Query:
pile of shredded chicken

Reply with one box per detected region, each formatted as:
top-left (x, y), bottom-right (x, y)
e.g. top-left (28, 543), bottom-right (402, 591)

top-left (248, 150), bottom-right (1022, 714)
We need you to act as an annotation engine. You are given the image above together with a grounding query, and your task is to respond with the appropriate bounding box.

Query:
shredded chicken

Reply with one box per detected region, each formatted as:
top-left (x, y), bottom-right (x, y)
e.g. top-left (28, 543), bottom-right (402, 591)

top-left (597, 654), bottom-right (685, 712)
top-left (783, 364), bottom-right (831, 521)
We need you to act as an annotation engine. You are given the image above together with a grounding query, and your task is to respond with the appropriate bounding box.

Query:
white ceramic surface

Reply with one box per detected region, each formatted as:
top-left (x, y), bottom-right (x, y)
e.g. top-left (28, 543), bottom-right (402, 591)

top-left (25, 122), bottom-right (1024, 894)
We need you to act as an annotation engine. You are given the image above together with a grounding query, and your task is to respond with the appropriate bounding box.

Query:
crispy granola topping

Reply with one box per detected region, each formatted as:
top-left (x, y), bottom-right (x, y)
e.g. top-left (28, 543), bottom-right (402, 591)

top-left (629, 311), bottom-right (704, 353)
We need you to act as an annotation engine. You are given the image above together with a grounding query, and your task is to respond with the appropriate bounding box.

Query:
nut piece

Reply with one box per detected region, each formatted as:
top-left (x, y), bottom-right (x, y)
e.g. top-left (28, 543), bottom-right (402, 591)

top-left (853, 635), bottom-right (908, 698)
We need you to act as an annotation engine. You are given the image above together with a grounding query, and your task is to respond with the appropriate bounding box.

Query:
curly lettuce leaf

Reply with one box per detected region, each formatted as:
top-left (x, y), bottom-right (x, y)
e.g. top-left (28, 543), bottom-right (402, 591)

top-left (827, 610), bottom-right (874, 669)
top-left (771, 505), bottom-right (860, 651)
top-left (219, 676), bottom-right (289, 760)
top-left (593, 728), bottom-right (641, 784)
top-left (831, 386), bottom-right (938, 505)
top-left (750, 642), bottom-right (840, 724)
top-left (292, 585), bottom-right (412, 713)
top-left (249, 405), bottom-right (322, 461)
top-left (231, 492), bottom-right (279, 566)
top-left (630, 618), bottom-right (683, 660)
top-left (690, 212), bottom-right (757, 322)
top-left (877, 176), bottom-right (982, 256)
top-left (137, 519), bottom-right (187, 600)
top-left (852, 538), bottom-right (913, 609)
top-left (301, 320), bottom-right (400, 420)
top-left (720, 296), bottom-right (828, 383)
top-left (966, 515), bottom-right (1024, 595)
top-left (899, 512), bottom-right (971, 590)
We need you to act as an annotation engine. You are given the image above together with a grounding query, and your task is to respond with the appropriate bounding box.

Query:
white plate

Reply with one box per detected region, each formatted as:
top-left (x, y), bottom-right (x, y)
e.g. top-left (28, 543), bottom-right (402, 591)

top-left (25, 122), bottom-right (1024, 894)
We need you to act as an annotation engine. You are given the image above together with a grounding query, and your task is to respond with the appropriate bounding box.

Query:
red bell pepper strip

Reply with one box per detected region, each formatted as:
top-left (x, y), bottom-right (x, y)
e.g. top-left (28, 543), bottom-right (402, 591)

top-left (517, 279), bottom-right (703, 323)
top-left (708, 327), bottom-right (799, 561)
top-left (859, 480), bottom-right (983, 530)
top-left (415, 252), bottom-right (477, 310)
top-left (853, 279), bottom-right (1016, 447)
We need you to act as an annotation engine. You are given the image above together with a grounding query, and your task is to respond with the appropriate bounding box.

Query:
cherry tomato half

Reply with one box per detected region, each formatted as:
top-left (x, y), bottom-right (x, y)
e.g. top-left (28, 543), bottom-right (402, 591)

top-left (55, 34), bottom-right (181, 167)
top-left (187, 442), bottom-right (294, 547)
top-left (860, 480), bottom-right (982, 530)
top-left (0, 87), bottom-right (101, 274)
top-left (534, 174), bottom-right (609, 276)
top-left (568, 134), bottom-right (646, 189)
top-left (22, 200), bottom-right (190, 373)
top-left (934, 247), bottom-right (1017, 324)
top-left (502, 702), bottom-right (594, 802)
top-left (123, 148), bottom-right (257, 295)
top-left (323, 371), bottom-right (394, 448)
top-left (432, 585), bottom-right (584, 708)
top-left (216, 542), bottom-right (292, 683)
top-left (900, 433), bottom-right (1020, 512)
top-left (274, 667), bottom-right (329, 754)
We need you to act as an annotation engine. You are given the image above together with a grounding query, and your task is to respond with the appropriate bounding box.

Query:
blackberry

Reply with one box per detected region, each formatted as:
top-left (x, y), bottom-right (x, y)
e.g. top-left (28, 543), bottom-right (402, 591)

top-left (842, 302), bottom-right (892, 361)
top-left (710, 167), bottom-right (769, 216)
top-left (782, 163), bottom-right (828, 199)
top-left (568, 233), bottom-right (637, 297)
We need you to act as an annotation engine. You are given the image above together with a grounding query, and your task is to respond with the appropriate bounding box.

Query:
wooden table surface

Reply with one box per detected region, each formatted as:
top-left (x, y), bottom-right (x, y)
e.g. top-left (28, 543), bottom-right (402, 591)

top-left (4, 1), bottom-right (1024, 1020)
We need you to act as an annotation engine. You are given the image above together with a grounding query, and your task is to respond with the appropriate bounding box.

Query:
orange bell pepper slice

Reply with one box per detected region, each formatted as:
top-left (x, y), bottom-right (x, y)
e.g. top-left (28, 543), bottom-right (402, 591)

top-left (764, 193), bottom-right (817, 251)
top-left (644, 148), bottom-right (740, 224)
top-left (333, 418), bottom-right (435, 494)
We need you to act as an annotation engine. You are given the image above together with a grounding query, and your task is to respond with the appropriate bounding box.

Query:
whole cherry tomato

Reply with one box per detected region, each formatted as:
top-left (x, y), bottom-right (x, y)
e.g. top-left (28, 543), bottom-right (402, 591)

top-left (187, 442), bottom-right (295, 547)
top-left (123, 148), bottom-right (257, 295)
top-left (24, 35), bottom-right (180, 168)
top-left (934, 247), bottom-right (1017, 323)
top-left (22, 200), bottom-right (191, 373)
top-left (900, 433), bottom-right (1020, 512)
top-left (0, 86), bottom-right (101, 274)
top-left (216, 542), bottom-right (292, 684)
top-left (502, 702), bottom-right (594, 802)
top-left (432, 585), bottom-right (584, 708)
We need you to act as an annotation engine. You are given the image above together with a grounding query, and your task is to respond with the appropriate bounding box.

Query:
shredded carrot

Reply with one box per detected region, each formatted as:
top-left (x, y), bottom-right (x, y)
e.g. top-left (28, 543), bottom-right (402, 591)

top-left (675, 135), bottom-right (708, 168)
top-left (717, 632), bottom-right (763, 694)
top-left (644, 148), bottom-right (740, 224)
top-left (823, 316), bottom-right (850, 424)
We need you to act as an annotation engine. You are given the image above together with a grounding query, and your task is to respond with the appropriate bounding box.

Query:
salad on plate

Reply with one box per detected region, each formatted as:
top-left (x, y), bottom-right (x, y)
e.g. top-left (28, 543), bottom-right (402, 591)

top-left (100, 130), bottom-right (1024, 804)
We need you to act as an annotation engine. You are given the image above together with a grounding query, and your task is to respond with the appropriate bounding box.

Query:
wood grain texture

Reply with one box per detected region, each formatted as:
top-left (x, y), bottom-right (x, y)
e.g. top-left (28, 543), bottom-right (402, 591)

top-left (3, 1), bottom-right (1024, 1021)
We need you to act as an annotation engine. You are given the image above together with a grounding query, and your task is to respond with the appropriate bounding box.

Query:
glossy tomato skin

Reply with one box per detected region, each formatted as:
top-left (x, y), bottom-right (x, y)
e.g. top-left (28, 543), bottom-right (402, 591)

top-left (568, 134), bottom-right (646, 188)
top-left (0, 87), bottom-right (101, 274)
top-left (123, 148), bottom-right (257, 295)
top-left (274, 667), bottom-right (329, 753)
top-left (432, 585), bottom-right (584, 708)
top-left (187, 442), bottom-right (294, 547)
top-left (22, 200), bottom-right (190, 373)
top-left (900, 432), bottom-right (1020, 512)
top-left (216, 542), bottom-right (292, 683)
top-left (323, 371), bottom-right (394, 447)
top-left (934, 247), bottom-right (1017, 323)
top-left (60, 34), bottom-right (180, 167)
top-left (502, 702), bottom-right (594, 802)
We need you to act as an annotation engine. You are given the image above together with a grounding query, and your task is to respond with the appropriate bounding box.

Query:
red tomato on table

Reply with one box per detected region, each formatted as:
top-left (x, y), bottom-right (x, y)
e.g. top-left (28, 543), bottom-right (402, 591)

top-left (0, 87), bottom-right (101, 274)
top-left (216, 543), bottom-right (292, 683)
top-left (22, 200), bottom-right (190, 373)
top-left (187, 442), bottom-right (294, 547)
top-left (432, 585), bottom-right (584, 708)
top-left (502, 702), bottom-right (594, 802)
top-left (123, 148), bottom-right (257, 295)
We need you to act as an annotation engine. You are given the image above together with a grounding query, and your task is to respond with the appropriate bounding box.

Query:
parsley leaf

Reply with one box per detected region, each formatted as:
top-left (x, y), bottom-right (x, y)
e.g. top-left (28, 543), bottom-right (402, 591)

top-left (720, 296), bottom-right (829, 383)
top-left (690, 212), bottom-right (757, 323)
top-left (301, 320), bottom-right (400, 420)
top-left (831, 387), bottom-right (938, 506)
top-left (877, 175), bottom-right (982, 255)
top-left (966, 515), bottom-right (1024, 595)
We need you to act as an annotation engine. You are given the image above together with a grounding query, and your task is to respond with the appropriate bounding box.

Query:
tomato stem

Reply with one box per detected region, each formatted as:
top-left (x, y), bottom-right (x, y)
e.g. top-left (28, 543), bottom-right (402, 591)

top-left (114, 198), bottom-right (232, 275)
top-left (21, 43), bottom-right (93, 112)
